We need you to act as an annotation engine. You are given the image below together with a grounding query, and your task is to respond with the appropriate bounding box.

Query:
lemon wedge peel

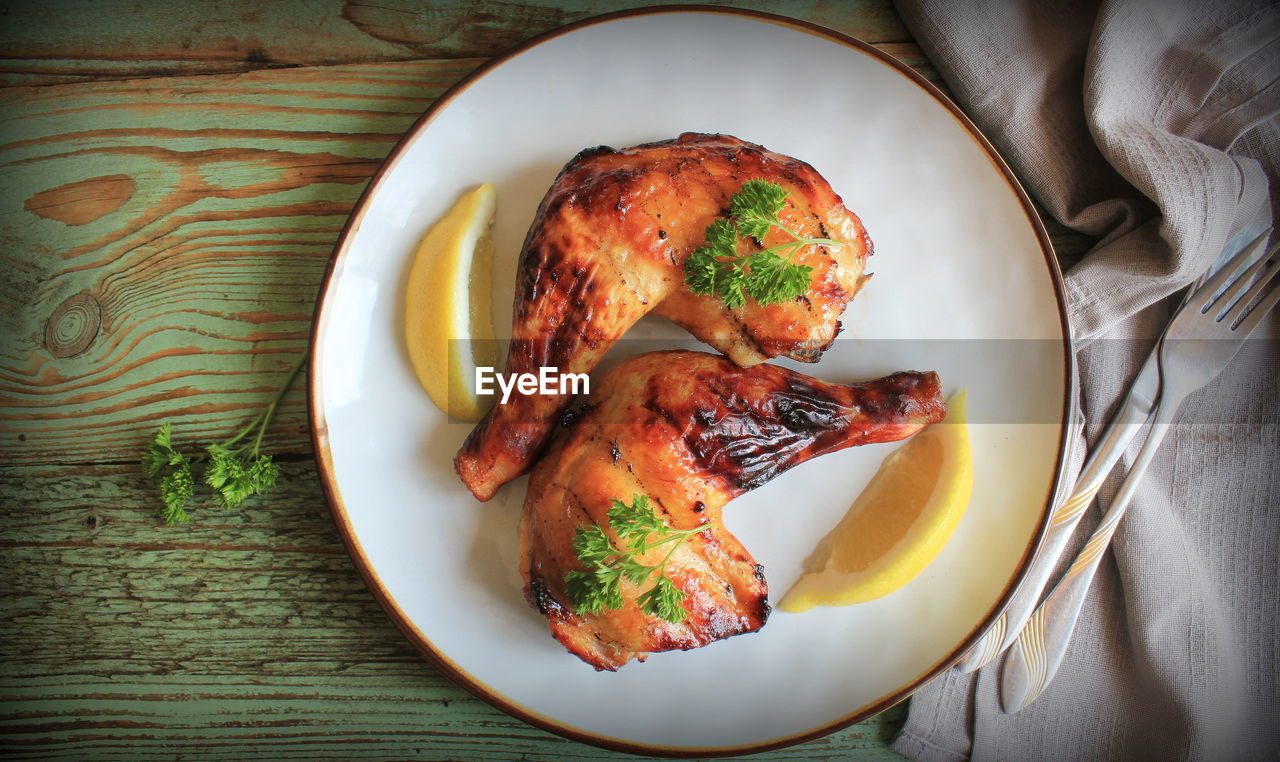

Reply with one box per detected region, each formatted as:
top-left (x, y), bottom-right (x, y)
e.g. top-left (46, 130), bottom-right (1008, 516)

top-left (404, 183), bottom-right (500, 422)
top-left (778, 390), bottom-right (973, 613)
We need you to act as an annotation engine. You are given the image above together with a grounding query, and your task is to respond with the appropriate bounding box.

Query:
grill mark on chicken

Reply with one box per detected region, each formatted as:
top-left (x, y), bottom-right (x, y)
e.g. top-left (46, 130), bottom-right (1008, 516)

top-left (714, 295), bottom-right (771, 361)
top-left (518, 351), bottom-right (943, 670)
top-left (527, 573), bottom-right (564, 618)
top-left (455, 133), bottom-right (873, 501)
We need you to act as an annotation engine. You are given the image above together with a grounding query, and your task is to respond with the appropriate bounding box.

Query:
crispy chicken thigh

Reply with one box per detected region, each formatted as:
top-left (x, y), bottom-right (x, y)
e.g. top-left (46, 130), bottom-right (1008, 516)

top-left (456, 133), bottom-right (872, 500)
top-left (519, 351), bottom-right (944, 670)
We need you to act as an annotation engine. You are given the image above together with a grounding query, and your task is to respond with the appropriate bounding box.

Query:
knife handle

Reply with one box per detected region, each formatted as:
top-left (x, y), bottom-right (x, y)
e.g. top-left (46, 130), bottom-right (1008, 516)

top-left (1001, 413), bottom-right (1171, 711)
top-left (954, 400), bottom-right (1148, 672)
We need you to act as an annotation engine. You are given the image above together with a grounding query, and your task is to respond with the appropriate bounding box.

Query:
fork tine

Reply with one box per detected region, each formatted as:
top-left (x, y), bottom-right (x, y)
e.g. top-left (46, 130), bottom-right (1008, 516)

top-left (1217, 241), bottom-right (1279, 322)
top-left (1192, 229), bottom-right (1271, 313)
top-left (1232, 269), bottom-right (1280, 335)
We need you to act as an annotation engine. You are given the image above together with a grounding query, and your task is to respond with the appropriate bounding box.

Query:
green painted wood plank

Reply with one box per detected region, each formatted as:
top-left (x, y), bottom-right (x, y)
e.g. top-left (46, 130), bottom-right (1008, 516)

top-left (0, 0), bottom-right (911, 86)
top-left (0, 59), bottom-right (479, 466)
top-left (0, 461), bottom-right (905, 758)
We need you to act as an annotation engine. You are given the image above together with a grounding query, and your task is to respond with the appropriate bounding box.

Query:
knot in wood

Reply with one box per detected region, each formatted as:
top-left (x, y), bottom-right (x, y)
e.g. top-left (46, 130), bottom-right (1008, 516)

top-left (45, 292), bottom-right (102, 358)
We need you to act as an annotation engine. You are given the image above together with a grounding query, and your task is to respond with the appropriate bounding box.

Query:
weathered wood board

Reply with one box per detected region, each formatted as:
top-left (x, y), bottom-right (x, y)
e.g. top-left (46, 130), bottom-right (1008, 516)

top-left (1, 59), bottom-right (476, 465)
top-left (0, 461), bottom-right (907, 758)
top-left (0, 0), bottom-right (912, 86)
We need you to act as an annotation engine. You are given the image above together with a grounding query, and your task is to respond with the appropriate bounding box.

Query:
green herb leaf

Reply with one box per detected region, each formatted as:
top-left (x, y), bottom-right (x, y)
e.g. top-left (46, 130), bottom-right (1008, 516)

top-left (721, 277), bottom-right (748, 309)
top-left (638, 573), bottom-right (689, 623)
top-left (607, 494), bottom-right (663, 550)
top-left (248, 454), bottom-right (280, 495)
top-left (565, 564), bottom-right (625, 616)
top-left (211, 453), bottom-right (250, 508)
top-left (743, 251), bottom-right (816, 306)
top-left (153, 421), bottom-right (173, 450)
top-left (565, 493), bottom-right (707, 623)
top-left (730, 179), bottom-right (789, 240)
top-left (618, 555), bottom-right (655, 585)
top-left (704, 217), bottom-right (739, 253)
top-left (140, 351), bottom-right (306, 525)
top-left (564, 570), bottom-right (606, 616)
top-left (683, 246), bottom-right (722, 295)
top-left (158, 456), bottom-right (193, 525)
top-left (572, 523), bottom-right (615, 567)
top-left (142, 422), bottom-right (195, 525)
top-left (683, 180), bottom-right (843, 309)
top-left (141, 429), bottom-right (171, 478)
top-left (203, 443), bottom-right (235, 490)
top-left (593, 564), bottom-right (626, 609)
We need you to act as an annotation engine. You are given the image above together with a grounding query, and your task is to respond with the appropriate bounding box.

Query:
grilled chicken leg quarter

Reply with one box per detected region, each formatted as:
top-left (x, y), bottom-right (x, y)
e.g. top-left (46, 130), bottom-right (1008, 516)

top-left (455, 133), bottom-right (872, 500)
top-left (520, 351), bottom-right (944, 670)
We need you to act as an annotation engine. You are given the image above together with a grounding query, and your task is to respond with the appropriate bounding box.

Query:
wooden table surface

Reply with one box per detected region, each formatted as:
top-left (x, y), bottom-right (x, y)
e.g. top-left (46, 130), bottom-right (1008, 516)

top-left (0, 2), bottom-right (1092, 757)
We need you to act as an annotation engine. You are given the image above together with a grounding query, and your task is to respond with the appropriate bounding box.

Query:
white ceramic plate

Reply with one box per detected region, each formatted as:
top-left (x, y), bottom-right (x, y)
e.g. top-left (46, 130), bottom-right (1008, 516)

top-left (311, 8), bottom-right (1072, 756)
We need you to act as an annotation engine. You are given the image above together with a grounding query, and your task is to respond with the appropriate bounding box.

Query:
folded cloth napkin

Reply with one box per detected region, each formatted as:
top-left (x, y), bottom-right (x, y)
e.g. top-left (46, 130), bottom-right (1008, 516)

top-left (888, 0), bottom-right (1280, 758)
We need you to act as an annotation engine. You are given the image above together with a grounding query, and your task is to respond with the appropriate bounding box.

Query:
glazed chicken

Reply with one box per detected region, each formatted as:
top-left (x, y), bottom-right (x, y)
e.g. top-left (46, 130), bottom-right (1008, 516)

top-left (519, 351), bottom-right (944, 670)
top-left (456, 133), bottom-right (872, 500)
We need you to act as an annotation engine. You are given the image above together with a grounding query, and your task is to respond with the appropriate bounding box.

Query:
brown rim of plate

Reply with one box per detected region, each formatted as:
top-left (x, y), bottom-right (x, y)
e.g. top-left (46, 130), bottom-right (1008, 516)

top-left (307, 5), bottom-right (1075, 758)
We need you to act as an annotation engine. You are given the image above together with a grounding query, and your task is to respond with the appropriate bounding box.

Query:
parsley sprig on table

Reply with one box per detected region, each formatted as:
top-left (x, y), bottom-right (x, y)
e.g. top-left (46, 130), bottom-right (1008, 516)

top-left (683, 179), bottom-right (848, 308)
top-left (565, 494), bottom-right (710, 623)
top-left (680, 180), bottom-right (849, 308)
top-left (142, 351), bottom-right (307, 525)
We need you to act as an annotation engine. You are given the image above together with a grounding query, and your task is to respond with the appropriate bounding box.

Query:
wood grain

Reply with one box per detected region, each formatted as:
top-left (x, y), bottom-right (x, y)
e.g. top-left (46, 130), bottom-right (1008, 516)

top-left (0, 461), bottom-right (907, 758)
top-left (24, 174), bottom-right (137, 225)
top-left (0, 59), bottom-right (479, 466)
top-left (0, 0), bottom-right (910, 86)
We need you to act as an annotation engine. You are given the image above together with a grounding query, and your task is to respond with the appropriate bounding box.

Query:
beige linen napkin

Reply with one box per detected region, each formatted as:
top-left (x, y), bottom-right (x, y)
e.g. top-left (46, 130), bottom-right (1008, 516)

top-left (888, 0), bottom-right (1280, 758)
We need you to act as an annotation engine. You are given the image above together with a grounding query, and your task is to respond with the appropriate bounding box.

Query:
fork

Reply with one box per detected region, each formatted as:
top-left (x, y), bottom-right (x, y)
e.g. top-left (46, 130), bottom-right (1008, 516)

top-left (1000, 231), bottom-right (1279, 712)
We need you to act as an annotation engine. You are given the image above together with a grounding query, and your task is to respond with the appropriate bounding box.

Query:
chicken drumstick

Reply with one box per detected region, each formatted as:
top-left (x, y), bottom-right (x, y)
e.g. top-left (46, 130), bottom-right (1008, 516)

top-left (519, 351), bottom-right (943, 670)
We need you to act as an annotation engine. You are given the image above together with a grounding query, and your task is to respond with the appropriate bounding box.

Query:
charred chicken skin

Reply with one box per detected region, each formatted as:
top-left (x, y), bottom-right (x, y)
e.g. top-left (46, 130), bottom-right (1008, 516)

top-left (519, 351), bottom-right (944, 670)
top-left (456, 133), bottom-right (872, 500)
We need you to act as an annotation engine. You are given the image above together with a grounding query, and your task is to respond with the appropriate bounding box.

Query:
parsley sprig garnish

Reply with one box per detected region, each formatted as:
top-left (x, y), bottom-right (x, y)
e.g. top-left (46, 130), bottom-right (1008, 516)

top-left (142, 351), bottom-right (306, 525)
top-left (565, 494), bottom-right (710, 623)
top-left (683, 179), bottom-right (847, 308)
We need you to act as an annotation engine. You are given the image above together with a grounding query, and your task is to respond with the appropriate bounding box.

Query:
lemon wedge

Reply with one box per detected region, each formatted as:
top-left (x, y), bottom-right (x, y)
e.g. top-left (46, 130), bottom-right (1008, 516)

top-left (779, 390), bottom-right (973, 612)
top-left (404, 183), bottom-right (500, 422)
